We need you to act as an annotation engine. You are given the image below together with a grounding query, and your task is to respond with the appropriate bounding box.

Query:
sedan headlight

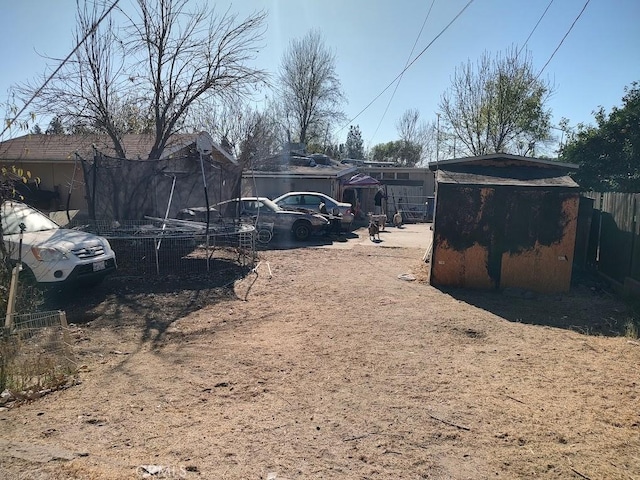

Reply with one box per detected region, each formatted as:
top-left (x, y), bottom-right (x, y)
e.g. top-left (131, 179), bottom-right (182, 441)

top-left (31, 246), bottom-right (68, 262)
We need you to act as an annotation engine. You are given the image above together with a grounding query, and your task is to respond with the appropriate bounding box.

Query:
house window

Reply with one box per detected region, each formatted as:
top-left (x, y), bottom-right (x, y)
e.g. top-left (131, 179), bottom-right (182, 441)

top-left (382, 172), bottom-right (394, 180)
top-left (396, 173), bottom-right (410, 180)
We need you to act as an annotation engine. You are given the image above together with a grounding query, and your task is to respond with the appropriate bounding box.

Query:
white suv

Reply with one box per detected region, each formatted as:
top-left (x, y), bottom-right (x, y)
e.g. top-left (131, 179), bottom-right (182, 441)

top-left (1, 201), bottom-right (117, 285)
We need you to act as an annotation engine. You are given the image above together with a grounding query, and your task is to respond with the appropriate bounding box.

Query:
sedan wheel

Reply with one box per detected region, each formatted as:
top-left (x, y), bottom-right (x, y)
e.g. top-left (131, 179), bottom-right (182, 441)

top-left (292, 221), bottom-right (311, 241)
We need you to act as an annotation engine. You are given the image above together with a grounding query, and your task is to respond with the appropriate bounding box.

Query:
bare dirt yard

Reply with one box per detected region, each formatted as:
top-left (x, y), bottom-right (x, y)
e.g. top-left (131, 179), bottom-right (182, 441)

top-left (1, 224), bottom-right (639, 480)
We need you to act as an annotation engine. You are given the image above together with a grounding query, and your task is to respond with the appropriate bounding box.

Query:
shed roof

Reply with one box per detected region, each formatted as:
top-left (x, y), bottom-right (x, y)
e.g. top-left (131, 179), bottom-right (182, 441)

top-left (436, 166), bottom-right (579, 188)
top-left (428, 154), bottom-right (578, 172)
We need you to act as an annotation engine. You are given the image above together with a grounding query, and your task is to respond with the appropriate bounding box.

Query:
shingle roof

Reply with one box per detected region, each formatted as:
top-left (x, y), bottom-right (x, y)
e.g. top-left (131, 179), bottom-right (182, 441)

top-left (0, 132), bottom-right (236, 164)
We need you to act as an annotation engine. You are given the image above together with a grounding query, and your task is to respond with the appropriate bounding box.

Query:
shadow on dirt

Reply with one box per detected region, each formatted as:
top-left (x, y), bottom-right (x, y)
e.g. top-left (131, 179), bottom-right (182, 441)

top-left (439, 272), bottom-right (634, 337)
top-left (41, 258), bottom-right (251, 345)
top-left (259, 231), bottom-right (358, 250)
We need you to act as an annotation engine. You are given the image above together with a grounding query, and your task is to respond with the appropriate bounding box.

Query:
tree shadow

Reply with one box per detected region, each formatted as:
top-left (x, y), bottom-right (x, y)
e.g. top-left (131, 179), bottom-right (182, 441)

top-left (41, 258), bottom-right (251, 346)
top-left (261, 231), bottom-right (359, 250)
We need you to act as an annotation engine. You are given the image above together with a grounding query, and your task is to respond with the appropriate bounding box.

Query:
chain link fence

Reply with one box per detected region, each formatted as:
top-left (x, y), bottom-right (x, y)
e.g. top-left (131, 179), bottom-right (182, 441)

top-left (70, 218), bottom-right (256, 276)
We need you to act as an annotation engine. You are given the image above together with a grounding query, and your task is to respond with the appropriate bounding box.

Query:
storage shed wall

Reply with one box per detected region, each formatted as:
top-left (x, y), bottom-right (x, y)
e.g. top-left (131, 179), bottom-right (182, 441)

top-left (431, 183), bottom-right (579, 293)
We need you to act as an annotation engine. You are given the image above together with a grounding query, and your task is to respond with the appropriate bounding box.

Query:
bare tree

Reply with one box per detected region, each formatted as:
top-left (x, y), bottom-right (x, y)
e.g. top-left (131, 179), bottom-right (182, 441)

top-left (17, 0), bottom-right (268, 160)
top-left (191, 97), bottom-right (280, 169)
top-left (439, 47), bottom-right (553, 157)
top-left (278, 29), bottom-right (345, 146)
top-left (396, 109), bottom-right (437, 165)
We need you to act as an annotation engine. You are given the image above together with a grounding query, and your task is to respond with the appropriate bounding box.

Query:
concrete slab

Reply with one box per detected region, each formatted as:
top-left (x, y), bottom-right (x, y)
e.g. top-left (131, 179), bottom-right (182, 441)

top-left (319, 222), bottom-right (434, 251)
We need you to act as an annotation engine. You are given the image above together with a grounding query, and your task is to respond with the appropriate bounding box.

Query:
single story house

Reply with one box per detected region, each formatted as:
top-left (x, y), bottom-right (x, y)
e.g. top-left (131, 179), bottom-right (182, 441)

top-left (242, 151), bottom-right (357, 202)
top-left (358, 164), bottom-right (435, 221)
top-left (0, 132), bottom-right (239, 220)
top-left (243, 152), bottom-right (436, 222)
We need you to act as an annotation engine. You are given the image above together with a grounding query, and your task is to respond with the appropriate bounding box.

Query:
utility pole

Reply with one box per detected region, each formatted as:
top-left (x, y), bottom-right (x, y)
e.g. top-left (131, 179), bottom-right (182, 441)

top-left (436, 113), bottom-right (440, 163)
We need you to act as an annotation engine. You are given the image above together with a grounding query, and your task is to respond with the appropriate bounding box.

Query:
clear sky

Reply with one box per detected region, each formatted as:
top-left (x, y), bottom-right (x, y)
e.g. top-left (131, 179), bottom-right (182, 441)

top-left (1, 0), bottom-right (639, 153)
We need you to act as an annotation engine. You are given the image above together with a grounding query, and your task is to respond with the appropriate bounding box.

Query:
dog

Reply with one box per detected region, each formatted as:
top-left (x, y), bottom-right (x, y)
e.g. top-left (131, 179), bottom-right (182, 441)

top-left (368, 220), bottom-right (380, 241)
top-left (393, 211), bottom-right (403, 228)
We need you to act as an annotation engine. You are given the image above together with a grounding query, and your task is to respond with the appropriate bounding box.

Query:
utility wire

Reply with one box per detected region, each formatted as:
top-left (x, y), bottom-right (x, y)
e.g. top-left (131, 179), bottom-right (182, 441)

top-left (337, 0), bottom-right (476, 135)
top-left (0, 0), bottom-right (120, 139)
top-left (518, 0), bottom-right (554, 56)
top-left (537, 0), bottom-right (590, 79)
top-left (368, 0), bottom-right (437, 147)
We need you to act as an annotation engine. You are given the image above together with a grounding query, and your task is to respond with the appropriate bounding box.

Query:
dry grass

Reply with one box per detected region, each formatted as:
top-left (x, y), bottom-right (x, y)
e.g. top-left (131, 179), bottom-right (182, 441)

top-left (0, 237), bottom-right (638, 479)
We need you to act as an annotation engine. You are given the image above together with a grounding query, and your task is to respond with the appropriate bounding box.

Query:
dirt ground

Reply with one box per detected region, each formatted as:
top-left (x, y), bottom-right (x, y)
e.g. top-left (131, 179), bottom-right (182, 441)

top-left (1, 224), bottom-right (639, 480)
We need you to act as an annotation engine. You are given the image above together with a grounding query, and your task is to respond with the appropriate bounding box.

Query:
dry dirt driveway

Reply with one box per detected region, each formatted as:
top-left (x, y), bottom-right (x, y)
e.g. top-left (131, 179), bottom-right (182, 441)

top-left (1, 224), bottom-right (639, 480)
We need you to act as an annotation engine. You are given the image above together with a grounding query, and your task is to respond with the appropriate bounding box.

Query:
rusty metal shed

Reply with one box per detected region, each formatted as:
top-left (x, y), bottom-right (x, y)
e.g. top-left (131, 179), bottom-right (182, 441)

top-left (428, 154), bottom-right (580, 293)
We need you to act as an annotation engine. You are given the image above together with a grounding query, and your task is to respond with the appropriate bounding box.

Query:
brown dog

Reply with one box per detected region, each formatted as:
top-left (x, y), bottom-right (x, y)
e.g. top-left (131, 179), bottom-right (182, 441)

top-left (368, 221), bottom-right (380, 241)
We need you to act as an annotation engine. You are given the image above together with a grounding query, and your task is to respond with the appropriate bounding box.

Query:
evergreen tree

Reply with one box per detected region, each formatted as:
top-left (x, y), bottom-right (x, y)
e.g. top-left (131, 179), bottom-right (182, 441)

top-left (345, 125), bottom-right (364, 159)
top-left (46, 116), bottom-right (65, 135)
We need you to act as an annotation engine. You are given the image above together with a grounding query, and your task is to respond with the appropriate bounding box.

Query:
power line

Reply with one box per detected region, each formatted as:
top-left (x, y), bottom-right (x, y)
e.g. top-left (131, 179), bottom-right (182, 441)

top-left (537, 0), bottom-right (590, 79)
top-left (368, 0), bottom-right (437, 147)
top-left (0, 0), bottom-right (120, 139)
top-left (518, 0), bottom-right (554, 57)
top-left (337, 0), bottom-right (476, 136)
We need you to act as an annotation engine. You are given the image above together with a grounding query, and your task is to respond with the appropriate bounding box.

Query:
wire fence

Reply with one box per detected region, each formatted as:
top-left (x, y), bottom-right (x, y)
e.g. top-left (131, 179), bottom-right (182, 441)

top-left (384, 195), bottom-right (435, 223)
top-left (70, 218), bottom-right (257, 276)
top-left (1, 310), bottom-right (75, 392)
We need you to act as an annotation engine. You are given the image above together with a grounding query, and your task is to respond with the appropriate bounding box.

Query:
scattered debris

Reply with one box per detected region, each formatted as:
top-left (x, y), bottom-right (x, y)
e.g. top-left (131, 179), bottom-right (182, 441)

top-left (428, 413), bottom-right (471, 431)
top-left (397, 273), bottom-right (416, 281)
top-left (139, 465), bottom-right (166, 477)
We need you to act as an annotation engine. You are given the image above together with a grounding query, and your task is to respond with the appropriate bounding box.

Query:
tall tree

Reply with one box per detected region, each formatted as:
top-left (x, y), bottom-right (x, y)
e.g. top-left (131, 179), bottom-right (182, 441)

top-left (192, 98), bottom-right (281, 170)
top-left (561, 81), bottom-right (640, 192)
top-left (277, 29), bottom-right (345, 145)
top-left (396, 109), bottom-right (436, 165)
top-left (46, 116), bottom-right (65, 135)
top-left (17, 0), bottom-right (268, 160)
top-left (345, 125), bottom-right (364, 159)
top-left (371, 140), bottom-right (421, 166)
top-left (439, 48), bottom-right (552, 156)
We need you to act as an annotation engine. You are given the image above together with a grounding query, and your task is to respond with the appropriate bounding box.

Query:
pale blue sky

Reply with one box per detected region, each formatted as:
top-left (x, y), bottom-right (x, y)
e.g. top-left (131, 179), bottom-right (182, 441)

top-left (1, 0), bottom-right (639, 153)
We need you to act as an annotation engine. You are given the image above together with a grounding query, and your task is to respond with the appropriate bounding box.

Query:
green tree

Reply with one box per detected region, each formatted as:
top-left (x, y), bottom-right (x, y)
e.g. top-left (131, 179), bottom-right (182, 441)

top-left (371, 140), bottom-right (421, 166)
top-left (396, 109), bottom-right (436, 164)
top-left (561, 82), bottom-right (640, 192)
top-left (345, 125), bottom-right (364, 159)
top-left (439, 47), bottom-right (552, 156)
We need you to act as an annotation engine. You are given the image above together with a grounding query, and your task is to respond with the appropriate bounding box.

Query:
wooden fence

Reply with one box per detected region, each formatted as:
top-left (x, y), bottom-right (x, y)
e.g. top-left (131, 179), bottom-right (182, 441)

top-left (581, 192), bottom-right (640, 292)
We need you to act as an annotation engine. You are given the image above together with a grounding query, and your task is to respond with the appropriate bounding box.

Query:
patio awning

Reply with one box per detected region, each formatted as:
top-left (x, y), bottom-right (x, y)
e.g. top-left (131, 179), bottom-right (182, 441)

top-left (343, 173), bottom-right (380, 186)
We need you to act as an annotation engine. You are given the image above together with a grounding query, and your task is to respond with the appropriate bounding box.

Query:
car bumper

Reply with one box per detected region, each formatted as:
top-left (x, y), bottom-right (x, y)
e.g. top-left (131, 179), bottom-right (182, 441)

top-left (37, 257), bottom-right (117, 285)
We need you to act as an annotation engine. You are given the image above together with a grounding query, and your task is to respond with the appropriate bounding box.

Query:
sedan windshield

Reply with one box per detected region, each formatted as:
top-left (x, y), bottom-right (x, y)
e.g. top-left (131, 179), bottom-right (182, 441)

top-left (1, 202), bottom-right (59, 234)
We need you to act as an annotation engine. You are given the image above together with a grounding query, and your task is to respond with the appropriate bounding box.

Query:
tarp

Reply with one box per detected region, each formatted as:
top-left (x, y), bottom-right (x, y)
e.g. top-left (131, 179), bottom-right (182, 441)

top-left (343, 173), bottom-right (380, 186)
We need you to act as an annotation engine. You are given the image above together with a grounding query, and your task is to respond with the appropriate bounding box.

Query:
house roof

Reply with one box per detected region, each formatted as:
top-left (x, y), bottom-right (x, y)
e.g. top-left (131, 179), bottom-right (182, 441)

top-left (244, 164), bottom-right (356, 179)
top-left (244, 151), bottom-right (356, 179)
top-left (428, 154), bottom-right (578, 171)
top-left (0, 132), bottom-right (236, 165)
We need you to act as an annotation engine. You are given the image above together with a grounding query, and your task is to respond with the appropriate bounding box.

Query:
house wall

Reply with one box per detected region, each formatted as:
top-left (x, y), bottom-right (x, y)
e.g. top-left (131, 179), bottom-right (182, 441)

top-left (242, 176), bottom-right (341, 200)
top-left (361, 166), bottom-right (435, 220)
top-left (430, 183), bottom-right (579, 293)
top-left (0, 160), bottom-right (87, 212)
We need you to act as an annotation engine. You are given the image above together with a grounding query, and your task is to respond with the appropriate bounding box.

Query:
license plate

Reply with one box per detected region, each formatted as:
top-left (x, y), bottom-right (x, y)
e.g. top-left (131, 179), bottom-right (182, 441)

top-left (93, 260), bottom-right (106, 272)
